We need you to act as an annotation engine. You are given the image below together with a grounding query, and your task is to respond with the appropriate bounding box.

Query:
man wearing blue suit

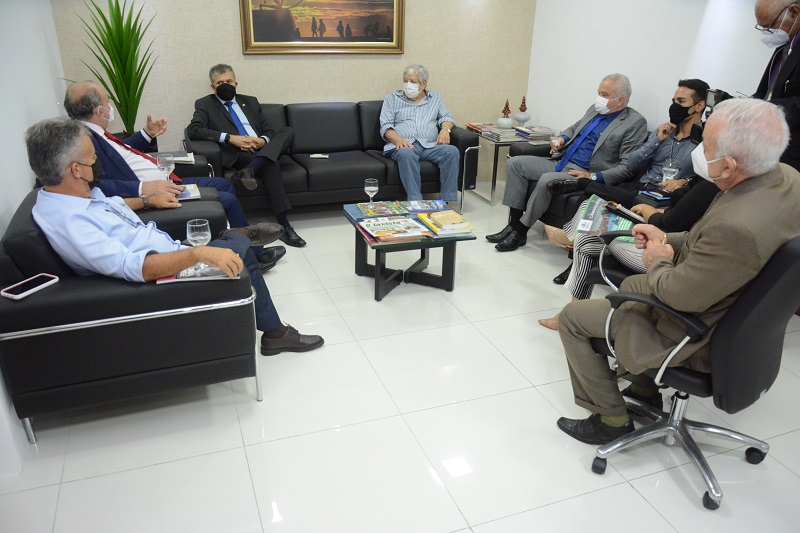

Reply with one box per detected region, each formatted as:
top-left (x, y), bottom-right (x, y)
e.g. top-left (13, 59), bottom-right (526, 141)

top-left (64, 81), bottom-right (285, 271)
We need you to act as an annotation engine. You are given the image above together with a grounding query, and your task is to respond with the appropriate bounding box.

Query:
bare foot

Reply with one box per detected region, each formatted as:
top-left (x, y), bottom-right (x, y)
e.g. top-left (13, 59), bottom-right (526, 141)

top-left (538, 316), bottom-right (559, 330)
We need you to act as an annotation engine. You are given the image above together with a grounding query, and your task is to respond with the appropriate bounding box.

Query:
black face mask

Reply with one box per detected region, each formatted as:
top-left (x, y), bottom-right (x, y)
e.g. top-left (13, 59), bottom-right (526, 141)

top-left (216, 83), bottom-right (236, 102)
top-left (81, 158), bottom-right (104, 188)
top-left (668, 102), bottom-right (695, 125)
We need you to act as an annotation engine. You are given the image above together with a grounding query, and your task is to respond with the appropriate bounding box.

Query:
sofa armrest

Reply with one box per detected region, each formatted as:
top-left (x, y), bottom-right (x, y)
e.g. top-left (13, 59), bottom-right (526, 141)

top-left (450, 127), bottom-right (481, 190)
top-left (172, 154), bottom-right (212, 178)
top-left (184, 133), bottom-right (224, 177)
top-left (509, 143), bottom-right (551, 158)
top-left (0, 271), bottom-right (253, 336)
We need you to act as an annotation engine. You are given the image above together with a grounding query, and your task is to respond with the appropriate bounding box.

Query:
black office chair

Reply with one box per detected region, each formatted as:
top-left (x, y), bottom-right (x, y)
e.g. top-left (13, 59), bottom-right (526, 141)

top-left (586, 230), bottom-right (639, 293)
top-left (588, 234), bottom-right (800, 510)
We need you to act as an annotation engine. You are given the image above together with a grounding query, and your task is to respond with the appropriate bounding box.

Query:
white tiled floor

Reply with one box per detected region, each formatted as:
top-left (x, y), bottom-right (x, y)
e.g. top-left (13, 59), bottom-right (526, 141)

top-left (3, 190), bottom-right (800, 532)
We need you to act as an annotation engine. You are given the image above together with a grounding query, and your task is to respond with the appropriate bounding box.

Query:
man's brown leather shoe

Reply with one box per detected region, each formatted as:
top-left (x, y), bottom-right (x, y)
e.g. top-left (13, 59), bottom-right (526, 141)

top-left (220, 223), bottom-right (284, 246)
top-left (261, 325), bottom-right (324, 356)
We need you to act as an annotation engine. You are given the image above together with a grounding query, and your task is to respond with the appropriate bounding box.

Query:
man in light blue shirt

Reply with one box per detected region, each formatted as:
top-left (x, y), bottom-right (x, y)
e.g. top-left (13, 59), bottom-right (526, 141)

top-left (380, 64), bottom-right (459, 202)
top-left (26, 117), bottom-right (323, 357)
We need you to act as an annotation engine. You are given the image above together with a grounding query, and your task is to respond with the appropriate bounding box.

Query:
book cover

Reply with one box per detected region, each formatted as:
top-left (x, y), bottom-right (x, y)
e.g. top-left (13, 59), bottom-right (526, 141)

top-left (428, 210), bottom-right (470, 229)
top-left (343, 203), bottom-right (374, 224)
top-left (156, 265), bottom-right (240, 284)
top-left (358, 216), bottom-right (433, 242)
top-left (155, 151), bottom-right (195, 164)
top-left (399, 200), bottom-right (448, 212)
top-left (575, 195), bottom-right (635, 238)
top-left (176, 183), bottom-right (201, 201)
top-left (356, 201), bottom-right (408, 217)
top-left (416, 213), bottom-right (474, 237)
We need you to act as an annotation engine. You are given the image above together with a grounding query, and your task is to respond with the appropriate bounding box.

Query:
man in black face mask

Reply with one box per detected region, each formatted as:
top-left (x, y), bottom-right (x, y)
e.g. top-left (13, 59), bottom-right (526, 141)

top-left (187, 64), bottom-right (305, 248)
top-left (548, 79), bottom-right (709, 207)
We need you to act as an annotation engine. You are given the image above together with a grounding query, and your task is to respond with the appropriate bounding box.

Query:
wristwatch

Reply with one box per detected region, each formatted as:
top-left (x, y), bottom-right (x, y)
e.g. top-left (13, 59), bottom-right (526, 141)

top-left (140, 194), bottom-right (150, 209)
top-left (443, 128), bottom-right (451, 133)
top-left (589, 173), bottom-right (597, 181)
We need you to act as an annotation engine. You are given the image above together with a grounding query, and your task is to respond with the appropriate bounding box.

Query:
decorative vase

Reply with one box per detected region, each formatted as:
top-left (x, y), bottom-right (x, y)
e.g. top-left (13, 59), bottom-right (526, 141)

top-left (514, 112), bottom-right (531, 127)
top-left (496, 117), bottom-right (514, 129)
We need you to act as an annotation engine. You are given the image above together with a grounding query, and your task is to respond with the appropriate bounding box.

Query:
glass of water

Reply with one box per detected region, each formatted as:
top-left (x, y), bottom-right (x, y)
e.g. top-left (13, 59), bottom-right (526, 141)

top-left (549, 130), bottom-right (563, 152)
top-left (662, 160), bottom-right (679, 182)
top-left (157, 154), bottom-right (175, 181)
top-left (186, 219), bottom-right (211, 271)
top-left (364, 178), bottom-right (379, 207)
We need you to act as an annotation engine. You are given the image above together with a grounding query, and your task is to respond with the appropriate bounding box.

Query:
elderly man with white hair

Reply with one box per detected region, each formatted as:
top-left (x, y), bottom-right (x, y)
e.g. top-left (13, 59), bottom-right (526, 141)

top-left (379, 63), bottom-right (459, 202)
top-left (555, 98), bottom-right (800, 445)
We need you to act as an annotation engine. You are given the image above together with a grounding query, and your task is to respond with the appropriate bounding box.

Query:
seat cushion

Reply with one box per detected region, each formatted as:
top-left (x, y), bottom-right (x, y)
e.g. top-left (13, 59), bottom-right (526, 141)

top-left (291, 151), bottom-right (386, 191)
top-left (286, 102), bottom-right (362, 153)
top-left (366, 150), bottom-right (440, 187)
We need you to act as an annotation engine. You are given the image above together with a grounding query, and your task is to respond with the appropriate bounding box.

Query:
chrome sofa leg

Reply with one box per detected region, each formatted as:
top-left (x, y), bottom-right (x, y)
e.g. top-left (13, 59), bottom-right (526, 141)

top-left (22, 417), bottom-right (36, 444)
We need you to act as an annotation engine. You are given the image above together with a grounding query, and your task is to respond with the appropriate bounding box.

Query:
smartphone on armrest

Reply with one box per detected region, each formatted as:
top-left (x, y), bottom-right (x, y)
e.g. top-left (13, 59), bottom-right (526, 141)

top-left (1, 273), bottom-right (59, 300)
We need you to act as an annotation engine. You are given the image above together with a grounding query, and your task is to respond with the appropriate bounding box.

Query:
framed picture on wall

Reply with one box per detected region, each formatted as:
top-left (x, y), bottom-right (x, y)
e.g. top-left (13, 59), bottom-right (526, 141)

top-left (240, 0), bottom-right (404, 54)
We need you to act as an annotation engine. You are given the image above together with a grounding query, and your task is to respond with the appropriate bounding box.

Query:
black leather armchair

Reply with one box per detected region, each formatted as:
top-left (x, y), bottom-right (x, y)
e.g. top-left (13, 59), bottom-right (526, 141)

top-left (0, 190), bottom-right (262, 443)
top-left (588, 234), bottom-right (800, 509)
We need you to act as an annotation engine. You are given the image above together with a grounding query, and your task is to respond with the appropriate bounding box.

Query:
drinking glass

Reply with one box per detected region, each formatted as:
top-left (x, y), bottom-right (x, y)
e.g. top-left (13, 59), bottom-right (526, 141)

top-left (549, 130), bottom-right (563, 152)
top-left (157, 154), bottom-right (175, 181)
top-left (662, 160), bottom-right (679, 182)
top-left (364, 178), bottom-right (379, 207)
top-left (186, 219), bottom-right (212, 271)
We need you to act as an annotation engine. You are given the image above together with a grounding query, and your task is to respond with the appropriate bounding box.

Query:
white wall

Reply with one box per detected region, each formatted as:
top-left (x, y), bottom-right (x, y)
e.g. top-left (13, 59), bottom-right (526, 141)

top-left (527, 0), bottom-right (772, 130)
top-left (0, 0), bottom-right (67, 474)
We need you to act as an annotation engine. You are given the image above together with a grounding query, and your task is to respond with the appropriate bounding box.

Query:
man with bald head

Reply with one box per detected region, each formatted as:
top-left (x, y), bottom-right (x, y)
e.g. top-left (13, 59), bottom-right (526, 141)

top-left (754, 0), bottom-right (800, 170)
top-left (64, 81), bottom-right (286, 271)
top-left (555, 98), bottom-right (800, 445)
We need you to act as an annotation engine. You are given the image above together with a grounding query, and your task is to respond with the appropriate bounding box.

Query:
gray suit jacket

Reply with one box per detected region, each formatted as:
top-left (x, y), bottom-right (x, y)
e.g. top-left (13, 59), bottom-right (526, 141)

top-left (613, 164), bottom-right (800, 374)
top-left (556, 106), bottom-right (648, 186)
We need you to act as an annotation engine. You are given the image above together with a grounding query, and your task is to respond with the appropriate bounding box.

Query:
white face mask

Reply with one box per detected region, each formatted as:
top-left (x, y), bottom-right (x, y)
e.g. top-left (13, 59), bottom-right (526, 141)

top-left (760, 9), bottom-right (795, 48)
top-left (594, 95), bottom-right (620, 114)
top-left (98, 104), bottom-right (115, 124)
top-left (403, 82), bottom-right (421, 99)
top-left (691, 143), bottom-right (726, 182)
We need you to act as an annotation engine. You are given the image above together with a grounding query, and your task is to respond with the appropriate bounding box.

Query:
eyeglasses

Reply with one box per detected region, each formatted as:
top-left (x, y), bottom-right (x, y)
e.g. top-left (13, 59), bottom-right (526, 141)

top-left (755, 3), bottom-right (796, 33)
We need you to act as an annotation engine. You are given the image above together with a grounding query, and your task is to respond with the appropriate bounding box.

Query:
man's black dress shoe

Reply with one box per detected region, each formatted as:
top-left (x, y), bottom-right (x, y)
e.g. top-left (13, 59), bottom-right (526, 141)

top-left (495, 230), bottom-right (527, 252)
top-left (257, 245), bottom-right (286, 272)
top-left (261, 325), bottom-right (324, 356)
top-left (557, 413), bottom-right (634, 445)
top-left (621, 386), bottom-right (664, 411)
top-left (547, 178), bottom-right (582, 195)
top-left (220, 223), bottom-right (283, 246)
top-left (486, 225), bottom-right (514, 243)
top-left (279, 225), bottom-right (306, 247)
top-left (553, 262), bottom-right (573, 285)
top-left (230, 167), bottom-right (259, 191)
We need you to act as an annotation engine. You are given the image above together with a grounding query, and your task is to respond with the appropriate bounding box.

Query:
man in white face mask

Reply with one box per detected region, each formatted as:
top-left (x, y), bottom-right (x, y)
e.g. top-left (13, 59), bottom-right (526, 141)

top-left (379, 64), bottom-right (459, 202)
top-left (754, 0), bottom-right (800, 170)
top-left (555, 98), bottom-right (800, 446)
top-left (487, 73), bottom-right (648, 252)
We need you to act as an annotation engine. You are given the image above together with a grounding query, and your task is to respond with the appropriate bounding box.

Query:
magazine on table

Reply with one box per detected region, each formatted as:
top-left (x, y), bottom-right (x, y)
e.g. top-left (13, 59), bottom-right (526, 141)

top-left (399, 200), bottom-right (448, 212)
top-left (356, 201), bottom-right (408, 216)
top-left (357, 216), bottom-right (433, 243)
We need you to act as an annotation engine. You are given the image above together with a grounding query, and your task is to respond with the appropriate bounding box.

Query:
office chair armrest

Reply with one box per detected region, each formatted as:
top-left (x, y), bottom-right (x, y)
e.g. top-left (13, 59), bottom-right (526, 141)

top-left (599, 230), bottom-right (633, 245)
top-left (597, 231), bottom-right (636, 291)
top-left (606, 292), bottom-right (710, 341)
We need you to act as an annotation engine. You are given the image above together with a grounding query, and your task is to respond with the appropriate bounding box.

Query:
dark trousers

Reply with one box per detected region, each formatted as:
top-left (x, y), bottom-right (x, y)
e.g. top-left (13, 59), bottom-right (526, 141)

top-left (583, 181), bottom-right (643, 208)
top-left (232, 127), bottom-right (295, 215)
top-left (208, 233), bottom-right (280, 332)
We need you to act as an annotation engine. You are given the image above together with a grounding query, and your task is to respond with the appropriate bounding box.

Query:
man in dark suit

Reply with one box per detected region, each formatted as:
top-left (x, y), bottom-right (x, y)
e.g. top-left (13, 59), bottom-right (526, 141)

top-left (187, 64), bottom-right (305, 247)
top-left (63, 81), bottom-right (286, 272)
top-left (754, 0), bottom-right (800, 171)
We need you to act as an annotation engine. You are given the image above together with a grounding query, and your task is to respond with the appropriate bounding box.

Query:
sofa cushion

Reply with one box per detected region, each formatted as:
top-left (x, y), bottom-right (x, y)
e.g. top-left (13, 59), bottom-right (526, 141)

top-left (365, 150), bottom-right (441, 187)
top-left (359, 100), bottom-right (385, 151)
top-left (286, 102), bottom-right (362, 153)
top-left (292, 151), bottom-right (386, 191)
top-left (1, 190), bottom-right (75, 279)
top-left (262, 103), bottom-right (288, 130)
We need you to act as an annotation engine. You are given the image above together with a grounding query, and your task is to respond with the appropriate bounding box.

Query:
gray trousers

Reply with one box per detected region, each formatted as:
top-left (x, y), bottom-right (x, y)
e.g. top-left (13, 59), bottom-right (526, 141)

top-left (502, 156), bottom-right (586, 228)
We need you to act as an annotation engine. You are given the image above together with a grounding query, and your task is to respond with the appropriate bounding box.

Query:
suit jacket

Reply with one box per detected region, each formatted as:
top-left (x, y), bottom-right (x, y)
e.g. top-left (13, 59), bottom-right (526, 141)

top-left (754, 45), bottom-right (800, 170)
top-left (187, 94), bottom-right (277, 169)
top-left (555, 106), bottom-right (648, 186)
top-left (613, 164), bottom-right (800, 374)
top-left (90, 129), bottom-right (154, 198)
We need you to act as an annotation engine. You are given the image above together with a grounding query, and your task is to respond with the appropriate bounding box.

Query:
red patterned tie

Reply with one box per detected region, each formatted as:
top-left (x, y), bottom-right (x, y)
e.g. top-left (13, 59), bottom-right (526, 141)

top-left (103, 131), bottom-right (182, 183)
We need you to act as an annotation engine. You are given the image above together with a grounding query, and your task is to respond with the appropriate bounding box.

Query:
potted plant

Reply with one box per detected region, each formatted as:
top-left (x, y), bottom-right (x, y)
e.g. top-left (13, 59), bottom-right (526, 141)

top-left (78, 0), bottom-right (156, 137)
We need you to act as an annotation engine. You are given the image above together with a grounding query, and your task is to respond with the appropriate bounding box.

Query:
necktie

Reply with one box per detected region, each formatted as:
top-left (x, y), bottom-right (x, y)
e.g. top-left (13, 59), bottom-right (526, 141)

top-left (224, 101), bottom-right (248, 136)
top-left (103, 131), bottom-right (182, 183)
top-left (555, 115), bottom-right (603, 172)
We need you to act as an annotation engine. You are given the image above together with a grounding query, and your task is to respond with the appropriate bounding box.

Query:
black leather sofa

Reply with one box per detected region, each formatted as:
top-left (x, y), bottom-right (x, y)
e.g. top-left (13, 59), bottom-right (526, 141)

top-left (185, 101), bottom-right (481, 211)
top-left (0, 190), bottom-right (261, 443)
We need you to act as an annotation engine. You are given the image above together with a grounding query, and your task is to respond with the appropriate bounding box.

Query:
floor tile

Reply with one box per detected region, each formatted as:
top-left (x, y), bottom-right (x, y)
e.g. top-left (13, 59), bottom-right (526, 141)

top-left (61, 383), bottom-right (242, 482)
top-left (54, 449), bottom-right (261, 533)
top-left (472, 483), bottom-right (674, 533)
top-left (404, 389), bottom-right (625, 525)
top-left (234, 342), bottom-right (398, 444)
top-left (0, 485), bottom-right (59, 533)
top-left (0, 416), bottom-right (69, 495)
top-left (631, 447), bottom-right (800, 531)
top-left (271, 289), bottom-right (355, 346)
top-left (246, 417), bottom-right (467, 533)
top-left (780, 330), bottom-right (800, 377)
top-left (261, 248), bottom-right (324, 295)
top-left (766, 428), bottom-right (800, 476)
top-left (361, 324), bottom-right (531, 413)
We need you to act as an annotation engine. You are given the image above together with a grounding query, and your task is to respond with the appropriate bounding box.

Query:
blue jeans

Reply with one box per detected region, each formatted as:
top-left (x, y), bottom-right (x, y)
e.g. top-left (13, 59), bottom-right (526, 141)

top-left (208, 233), bottom-right (280, 332)
top-left (386, 142), bottom-right (459, 201)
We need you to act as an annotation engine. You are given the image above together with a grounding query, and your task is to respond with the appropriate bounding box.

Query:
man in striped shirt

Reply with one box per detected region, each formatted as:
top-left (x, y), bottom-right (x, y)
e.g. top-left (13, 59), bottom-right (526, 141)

top-left (379, 64), bottom-right (459, 202)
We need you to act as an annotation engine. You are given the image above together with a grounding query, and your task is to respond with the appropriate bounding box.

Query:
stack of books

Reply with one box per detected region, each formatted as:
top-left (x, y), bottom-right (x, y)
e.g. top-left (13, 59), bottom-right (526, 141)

top-left (416, 209), bottom-right (474, 237)
top-left (465, 122), bottom-right (495, 134)
top-left (357, 216), bottom-right (434, 243)
top-left (482, 126), bottom-right (526, 142)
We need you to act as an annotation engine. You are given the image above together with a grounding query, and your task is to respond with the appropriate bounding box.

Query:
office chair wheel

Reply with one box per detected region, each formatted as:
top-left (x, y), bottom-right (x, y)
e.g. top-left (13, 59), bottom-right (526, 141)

top-left (745, 447), bottom-right (766, 464)
top-left (591, 456), bottom-right (607, 474)
top-left (702, 491), bottom-right (720, 510)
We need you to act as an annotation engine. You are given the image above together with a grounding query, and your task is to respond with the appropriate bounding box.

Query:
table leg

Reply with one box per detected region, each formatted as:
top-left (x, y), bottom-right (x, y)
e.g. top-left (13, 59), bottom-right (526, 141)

top-left (404, 243), bottom-right (457, 291)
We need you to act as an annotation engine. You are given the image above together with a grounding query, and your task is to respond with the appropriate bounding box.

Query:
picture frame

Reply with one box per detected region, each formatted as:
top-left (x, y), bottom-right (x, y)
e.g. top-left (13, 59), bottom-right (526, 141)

top-left (240, 0), bottom-right (404, 55)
